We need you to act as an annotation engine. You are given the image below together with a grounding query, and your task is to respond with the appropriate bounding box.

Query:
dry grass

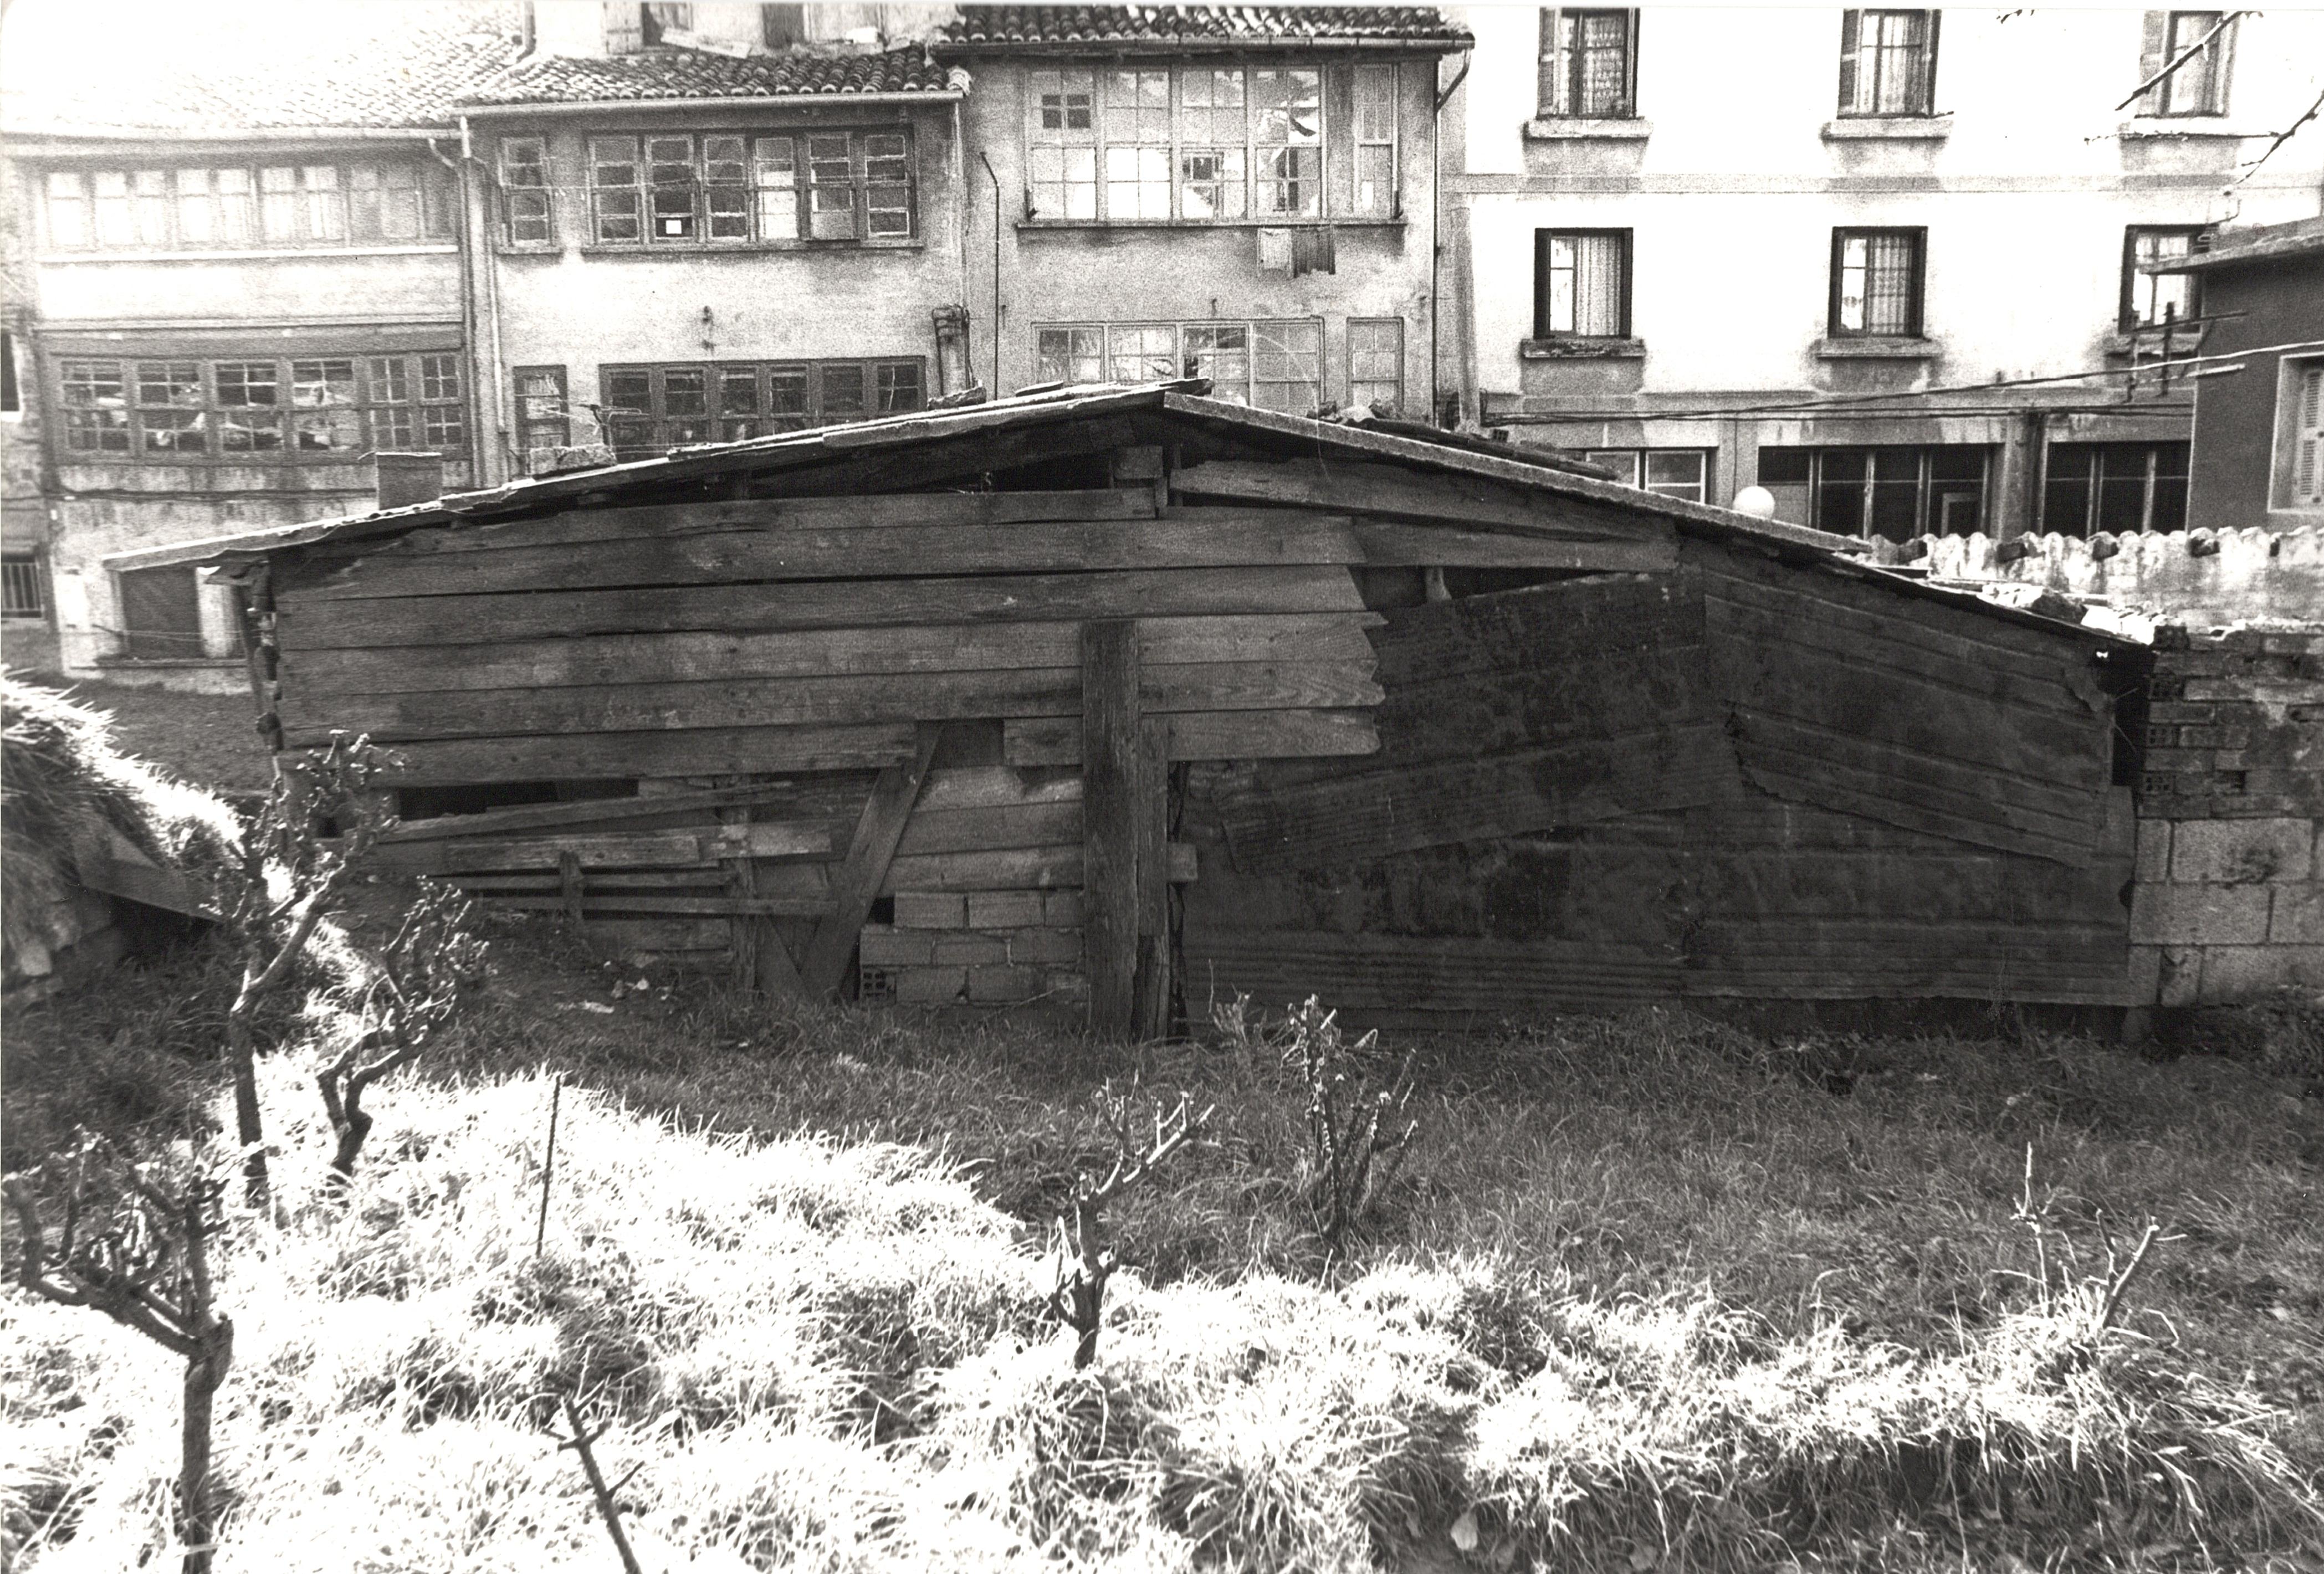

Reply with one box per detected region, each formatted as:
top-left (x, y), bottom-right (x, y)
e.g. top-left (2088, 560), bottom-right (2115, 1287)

top-left (3, 911), bottom-right (2320, 1572)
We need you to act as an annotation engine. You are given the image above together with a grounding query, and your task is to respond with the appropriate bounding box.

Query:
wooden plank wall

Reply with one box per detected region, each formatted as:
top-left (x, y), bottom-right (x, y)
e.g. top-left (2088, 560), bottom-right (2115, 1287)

top-left (1186, 550), bottom-right (2137, 1021)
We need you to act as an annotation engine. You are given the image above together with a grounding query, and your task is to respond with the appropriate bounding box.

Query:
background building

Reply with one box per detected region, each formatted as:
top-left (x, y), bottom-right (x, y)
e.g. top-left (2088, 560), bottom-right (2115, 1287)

top-left (1441, 6), bottom-right (2324, 540)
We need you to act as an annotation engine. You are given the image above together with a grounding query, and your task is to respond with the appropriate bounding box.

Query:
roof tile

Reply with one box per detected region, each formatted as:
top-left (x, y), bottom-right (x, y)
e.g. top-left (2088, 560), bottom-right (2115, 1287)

top-left (459, 46), bottom-right (953, 107)
top-left (933, 5), bottom-right (1468, 52)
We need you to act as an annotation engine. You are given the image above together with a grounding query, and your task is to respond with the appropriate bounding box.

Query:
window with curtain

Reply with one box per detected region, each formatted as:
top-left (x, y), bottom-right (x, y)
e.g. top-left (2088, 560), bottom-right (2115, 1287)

top-left (1837, 10), bottom-right (1938, 116)
top-left (1534, 230), bottom-right (1631, 338)
top-left (2138, 12), bottom-right (2233, 117)
top-left (1537, 10), bottom-right (1637, 117)
top-left (1830, 228), bottom-right (1925, 337)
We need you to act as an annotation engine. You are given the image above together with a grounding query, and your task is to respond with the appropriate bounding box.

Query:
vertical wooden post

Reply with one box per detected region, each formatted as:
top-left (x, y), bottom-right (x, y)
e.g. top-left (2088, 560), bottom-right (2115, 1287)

top-left (1083, 619), bottom-right (1165, 1038)
top-left (1131, 716), bottom-right (1171, 1040)
top-left (558, 852), bottom-right (585, 924)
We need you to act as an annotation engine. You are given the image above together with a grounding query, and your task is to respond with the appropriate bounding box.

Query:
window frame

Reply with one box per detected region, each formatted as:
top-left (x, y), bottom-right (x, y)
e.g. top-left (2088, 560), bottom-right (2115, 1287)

top-left (2141, 11), bottom-right (2234, 119)
top-left (2277, 357), bottom-right (2324, 513)
top-left (1836, 9), bottom-right (1940, 119)
top-left (582, 129), bottom-right (917, 249)
top-left (112, 564), bottom-right (207, 662)
top-left (49, 351), bottom-right (468, 465)
top-left (595, 357), bottom-right (925, 459)
top-left (2041, 441), bottom-right (2191, 536)
top-left (2119, 225), bottom-right (2210, 332)
top-left (40, 158), bottom-right (453, 253)
top-left (1022, 61), bottom-right (1396, 227)
top-left (1536, 9), bottom-right (1640, 120)
top-left (1346, 317), bottom-right (1405, 417)
top-left (1758, 444), bottom-right (1988, 539)
top-left (1828, 227), bottom-right (1927, 340)
top-left (2, 554), bottom-right (44, 621)
top-left (1577, 447), bottom-right (1712, 503)
top-left (1032, 318), bottom-right (1326, 413)
top-left (1532, 228), bottom-right (1634, 340)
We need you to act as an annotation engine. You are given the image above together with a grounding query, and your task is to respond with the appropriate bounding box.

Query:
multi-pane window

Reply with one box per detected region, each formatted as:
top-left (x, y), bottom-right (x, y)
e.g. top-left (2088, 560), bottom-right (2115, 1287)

top-left (1033, 320), bottom-right (1323, 413)
top-left (587, 130), bottom-right (913, 245)
top-left (1578, 449), bottom-right (1710, 503)
top-left (2042, 443), bottom-right (2189, 536)
top-left (1347, 319), bottom-right (1404, 416)
top-left (1829, 228), bottom-right (1926, 337)
top-left (501, 136), bottom-right (553, 244)
top-left (515, 366), bottom-right (572, 472)
top-left (2, 556), bottom-right (43, 621)
top-left (53, 354), bottom-right (464, 462)
top-left (597, 359), bottom-right (924, 458)
top-left (2139, 12), bottom-right (2233, 117)
top-left (1537, 10), bottom-right (1638, 117)
top-left (1837, 10), bottom-right (1939, 116)
top-left (2121, 226), bottom-right (2209, 330)
top-left (1023, 63), bottom-right (1394, 224)
top-left (1758, 445), bottom-right (1988, 540)
top-left (1534, 230), bottom-right (1631, 338)
top-left (43, 161), bottom-right (452, 251)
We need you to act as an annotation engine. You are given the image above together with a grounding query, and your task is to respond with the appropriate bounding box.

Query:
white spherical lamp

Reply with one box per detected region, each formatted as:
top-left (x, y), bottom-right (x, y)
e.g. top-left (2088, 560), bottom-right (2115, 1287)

top-left (1732, 486), bottom-right (1778, 520)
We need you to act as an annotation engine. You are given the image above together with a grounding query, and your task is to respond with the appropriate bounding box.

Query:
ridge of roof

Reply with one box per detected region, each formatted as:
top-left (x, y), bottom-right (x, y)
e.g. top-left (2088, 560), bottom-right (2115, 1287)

top-left (932, 4), bottom-right (1470, 52)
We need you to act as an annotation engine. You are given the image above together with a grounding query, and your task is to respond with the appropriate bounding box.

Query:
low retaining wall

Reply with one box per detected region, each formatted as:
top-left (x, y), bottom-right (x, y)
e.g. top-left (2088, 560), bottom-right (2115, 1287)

top-left (1881, 527), bottom-right (2324, 627)
top-left (2131, 626), bottom-right (2324, 1007)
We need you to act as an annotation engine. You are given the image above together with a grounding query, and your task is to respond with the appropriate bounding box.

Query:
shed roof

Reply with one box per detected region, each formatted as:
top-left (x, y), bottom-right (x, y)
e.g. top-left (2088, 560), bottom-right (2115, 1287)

top-left (2144, 215), bottom-right (2324, 274)
top-left (0, 0), bottom-right (520, 137)
top-left (106, 383), bottom-right (2126, 649)
top-left (931, 5), bottom-right (1470, 53)
top-left (458, 45), bottom-right (956, 108)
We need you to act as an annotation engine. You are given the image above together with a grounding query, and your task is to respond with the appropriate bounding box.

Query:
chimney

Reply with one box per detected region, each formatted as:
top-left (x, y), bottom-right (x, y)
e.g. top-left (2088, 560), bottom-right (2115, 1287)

top-left (375, 452), bottom-right (446, 512)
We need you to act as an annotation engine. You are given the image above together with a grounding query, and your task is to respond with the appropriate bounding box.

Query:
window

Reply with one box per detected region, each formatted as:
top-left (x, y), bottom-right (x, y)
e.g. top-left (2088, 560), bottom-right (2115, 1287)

top-left (1829, 228), bottom-right (1925, 338)
top-left (1758, 445), bottom-right (1988, 539)
top-left (587, 130), bottom-right (914, 245)
top-left (1347, 319), bottom-right (1404, 416)
top-left (2285, 361), bottom-right (2323, 510)
top-left (2043, 442), bottom-right (2189, 535)
top-left (2138, 12), bottom-right (2233, 117)
top-left (1035, 319), bottom-right (1323, 412)
top-left (43, 161), bottom-right (451, 252)
top-left (1578, 448), bottom-right (1709, 503)
top-left (500, 137), bottom-right (553, 244)
top-left (1, 329), bottom-right (18, 416)
top-left (1538, 10), bottom-right (1638, 117)
top-left (2121, 225), bottom-right (2209, 330)
top-left (1838, 11), bottom-right (1938, 117)
top-left (2, 556), bottom-right (43, 620)
top-left (597, 359), bottom-right (923, 458)
top-left (1023, 62), bottom-right (1393, 224)
top-left (115, 565), bottom-right (203, 660)
top-left (51, 354), bottom-right (465, 463)
top-left (515, 366), bottom-right (571, 472)
top-left (1534, 230), bottom-right (1631, 338)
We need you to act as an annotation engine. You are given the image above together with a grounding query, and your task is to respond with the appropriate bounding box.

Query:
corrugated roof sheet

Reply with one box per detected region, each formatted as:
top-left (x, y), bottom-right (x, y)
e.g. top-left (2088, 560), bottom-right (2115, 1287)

top-left (1, 0), bottom-right (520, 134)
top-left (459, 45), bottom-right (955, 106)
top-left (933, 5), bottom-right (1469, 52)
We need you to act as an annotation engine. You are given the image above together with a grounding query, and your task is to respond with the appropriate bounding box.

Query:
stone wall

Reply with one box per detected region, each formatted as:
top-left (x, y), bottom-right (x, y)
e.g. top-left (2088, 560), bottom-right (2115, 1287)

top-left (1884, 527), bottom-right (2324, 628)
top-left (2130, 626), bottom-right (2324, 1007)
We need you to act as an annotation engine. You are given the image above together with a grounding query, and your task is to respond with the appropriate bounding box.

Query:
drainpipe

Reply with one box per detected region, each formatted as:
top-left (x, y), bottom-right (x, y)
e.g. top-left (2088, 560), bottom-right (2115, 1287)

top-left (460, 114), bottom-right (509, 485)
top-left (424, 133), bottom-right (480, 485)
top-left (1434, 50), bottom-right (1475, 428)
top-left (980, 151), bottom-right (1003, 396)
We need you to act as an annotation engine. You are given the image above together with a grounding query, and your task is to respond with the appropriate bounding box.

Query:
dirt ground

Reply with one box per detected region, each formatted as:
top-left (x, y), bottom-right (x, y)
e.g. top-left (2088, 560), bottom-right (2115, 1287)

top-left (13, 675), bottom-right (274, 794)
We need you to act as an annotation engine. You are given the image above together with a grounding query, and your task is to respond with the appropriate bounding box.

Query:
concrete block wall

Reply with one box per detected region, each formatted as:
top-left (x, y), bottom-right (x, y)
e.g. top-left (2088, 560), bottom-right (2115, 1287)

top-left (858, 889), bottom-right (1087, 1007)
top-left (2130, 626), bottom-right (2324, 1007)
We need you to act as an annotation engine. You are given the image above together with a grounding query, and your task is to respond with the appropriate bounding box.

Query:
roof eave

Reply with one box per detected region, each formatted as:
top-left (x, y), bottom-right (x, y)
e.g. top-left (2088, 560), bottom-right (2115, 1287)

top-left (1, 121), bottom-right (458, 143)
top-left (456, 89), bottom-right (962, 116)
top-left (931, 36), bottom-right (1467, 57)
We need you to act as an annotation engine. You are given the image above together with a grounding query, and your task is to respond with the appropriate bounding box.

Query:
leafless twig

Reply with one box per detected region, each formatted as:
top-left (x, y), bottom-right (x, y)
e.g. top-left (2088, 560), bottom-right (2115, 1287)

top-left (547, 1394), bottom-right (644, 1574)
top-left (1049, 1085), bottom-right (1212, 1368)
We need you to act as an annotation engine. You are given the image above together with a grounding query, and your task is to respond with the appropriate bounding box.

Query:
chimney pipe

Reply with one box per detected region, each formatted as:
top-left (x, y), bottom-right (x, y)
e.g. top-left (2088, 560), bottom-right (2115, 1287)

top-left (375, 451), bottom-right (446, 511)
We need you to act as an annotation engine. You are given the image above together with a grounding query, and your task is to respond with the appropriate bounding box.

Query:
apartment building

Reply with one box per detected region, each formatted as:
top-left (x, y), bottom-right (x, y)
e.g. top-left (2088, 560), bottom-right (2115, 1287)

top-left (0, 1), bottom-right (518, 691)
top-left (931, 6), bottom-right (1466, 420)
top-left (1442, 6), bottom-right (2324, 540)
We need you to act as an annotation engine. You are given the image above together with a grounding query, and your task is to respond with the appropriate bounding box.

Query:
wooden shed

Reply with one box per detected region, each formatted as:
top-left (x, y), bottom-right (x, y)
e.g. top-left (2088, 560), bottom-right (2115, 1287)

top-left (108, 385), bottom-right (2148, 1032)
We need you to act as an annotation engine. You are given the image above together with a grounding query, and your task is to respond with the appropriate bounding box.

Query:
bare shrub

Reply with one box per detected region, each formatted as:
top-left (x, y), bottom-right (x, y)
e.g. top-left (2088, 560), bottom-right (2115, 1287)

top-left (4, 1137), bottom-right (233, 1573)
top-left (319, 882), bottom-right (487, 1185)
top-left (1049, 1083), bottom-right (1211, 1369)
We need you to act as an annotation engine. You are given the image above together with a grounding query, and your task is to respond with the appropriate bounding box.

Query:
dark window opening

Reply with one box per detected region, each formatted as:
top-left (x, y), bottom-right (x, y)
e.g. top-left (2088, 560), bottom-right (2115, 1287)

top-left (116, 565), bottom-right (204, 659)
top-left (600, 358), bottom-right (924, 459)
top-left (1, 328), bottom-right (18, 414)
top-left (1829, 228), bottom-right (1926, 337)
top-left (3, 555), bottom-right (43, 619)
top-left (1759, 444), bottom-right (1988, 540)
top-left (2121, 225), bottom-right (2209, 331)
top-left (2042, 442), bottom-right (2189, 536)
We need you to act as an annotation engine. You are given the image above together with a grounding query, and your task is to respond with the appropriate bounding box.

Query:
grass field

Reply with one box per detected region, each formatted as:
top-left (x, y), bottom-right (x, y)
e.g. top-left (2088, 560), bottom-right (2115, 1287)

top-left (4, 908), bottom-right (2321, 1572)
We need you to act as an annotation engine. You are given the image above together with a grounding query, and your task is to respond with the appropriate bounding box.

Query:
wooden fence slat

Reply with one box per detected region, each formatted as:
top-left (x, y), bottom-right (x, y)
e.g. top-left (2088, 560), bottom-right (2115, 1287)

top-left (1082, 620), bottom-right (1143, 1037)
top-left (1005, 709), bottom-right (1379, 765)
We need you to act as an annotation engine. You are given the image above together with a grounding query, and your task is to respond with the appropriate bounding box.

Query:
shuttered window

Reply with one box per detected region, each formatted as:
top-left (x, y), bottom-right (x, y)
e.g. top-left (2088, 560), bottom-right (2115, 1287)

top-left (1534, 230), bottom-right (1631, 338)
top-left (2292, 363), bottom-right (2324, 509)
top-left (1837, 10), bottom-right (1938, 117)
top-left (1537, 9), bottom-right (1639, 118)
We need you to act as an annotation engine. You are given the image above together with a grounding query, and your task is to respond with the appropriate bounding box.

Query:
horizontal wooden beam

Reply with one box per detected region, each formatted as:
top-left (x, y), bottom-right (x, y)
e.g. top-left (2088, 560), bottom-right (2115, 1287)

top-left (279, 661), bottom-right (1384, 746)
top-left (383, 783), bottom-right (811, 843)
top-left (274, 566), bottom-right (1366, 649)
top-left (368, 723), bottom-right (917, 786)
top-left (1004, 709), bottom-right (1379, 765)
top-left (881, 842), bottom-right (1197, 895)
top-left (279, 613), bottom-right (1383, 698)
top-left (365, 819), bottom-right (837, 876)
top-left (475, 894), bottom-right (835, 918)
